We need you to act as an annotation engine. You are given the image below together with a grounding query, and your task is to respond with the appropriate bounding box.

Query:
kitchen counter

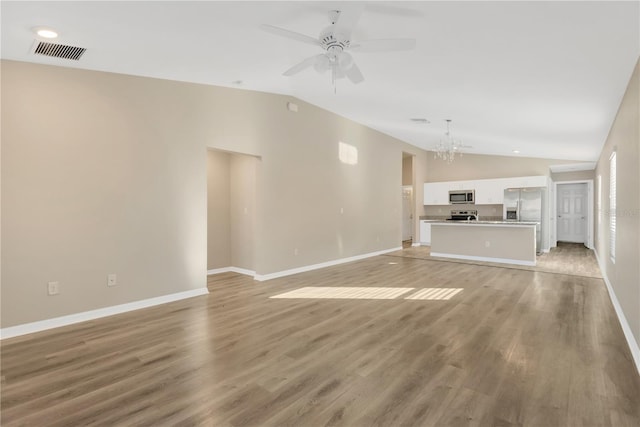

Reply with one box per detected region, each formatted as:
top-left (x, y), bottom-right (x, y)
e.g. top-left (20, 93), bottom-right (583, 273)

top-left (426, 220), bottom-right (539, 226)
top-left (429, 221), bottom-right (537, 266)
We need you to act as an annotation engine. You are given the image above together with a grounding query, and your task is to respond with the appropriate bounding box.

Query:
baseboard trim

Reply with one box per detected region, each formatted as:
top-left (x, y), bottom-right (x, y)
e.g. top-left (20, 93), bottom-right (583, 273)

top-left (207, 267), bottom-right (256, 277)
top-left (412, 242), bottom-right (422, 247)
top-left (594, 250), bottom-right (640, 376)
top-left (430, 252), bottom-right (536, 267)
top-left (0, 287), bottom-right (209, 340)
top-left (254, 247), bottom-right (403, 281)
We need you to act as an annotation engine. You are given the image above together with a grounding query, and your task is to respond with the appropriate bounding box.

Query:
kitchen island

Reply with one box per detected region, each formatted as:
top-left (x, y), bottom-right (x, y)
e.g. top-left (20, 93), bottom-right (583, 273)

top-left (429, 220), bottom-right (538, 266)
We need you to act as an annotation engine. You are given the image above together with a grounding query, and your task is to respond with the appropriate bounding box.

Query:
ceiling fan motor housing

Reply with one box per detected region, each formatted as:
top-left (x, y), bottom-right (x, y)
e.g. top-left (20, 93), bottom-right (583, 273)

top-left (319, 27), bottom-right (349, 54)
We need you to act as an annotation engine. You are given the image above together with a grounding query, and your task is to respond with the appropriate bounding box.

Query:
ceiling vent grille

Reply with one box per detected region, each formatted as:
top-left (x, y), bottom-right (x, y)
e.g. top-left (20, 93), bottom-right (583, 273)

top-left (33, 41), bottom-right (86, 61)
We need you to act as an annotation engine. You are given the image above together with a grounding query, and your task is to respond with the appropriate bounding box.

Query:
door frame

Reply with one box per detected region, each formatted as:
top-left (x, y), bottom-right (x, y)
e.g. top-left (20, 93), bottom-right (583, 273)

top-left (552, 180), bottom-right (594, 249)
top-left (402, 185), bottom-right (414, 242)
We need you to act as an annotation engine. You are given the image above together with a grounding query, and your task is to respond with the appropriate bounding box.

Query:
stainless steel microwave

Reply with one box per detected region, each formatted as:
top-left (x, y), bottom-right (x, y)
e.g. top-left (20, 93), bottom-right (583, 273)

top-left (449, 190), bottom-right (475, 204)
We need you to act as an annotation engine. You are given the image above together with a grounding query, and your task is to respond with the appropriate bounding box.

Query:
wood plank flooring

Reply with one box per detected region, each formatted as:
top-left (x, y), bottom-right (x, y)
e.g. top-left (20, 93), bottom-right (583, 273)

top-left (2, 249), bottom-right (639, 426)
top-left (389, 241), bottom-right (603, 278)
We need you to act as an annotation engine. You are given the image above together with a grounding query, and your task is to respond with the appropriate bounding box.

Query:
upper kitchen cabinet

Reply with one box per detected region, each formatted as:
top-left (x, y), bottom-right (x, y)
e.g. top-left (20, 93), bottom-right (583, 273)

top-left (424, 175), bottom-right (548, 206)
top-left (424, 182), bottom-right (450, 205)
top-left (505, 175), bottom-right (547, 188)
top-left (448, 181), bottom-right (475, 191)
top-left (474, 179), bottom-right (507, 204)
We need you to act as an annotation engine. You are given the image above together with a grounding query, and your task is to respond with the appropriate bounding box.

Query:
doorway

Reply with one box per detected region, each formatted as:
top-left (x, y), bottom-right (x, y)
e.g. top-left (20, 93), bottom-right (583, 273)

top-left (402, 153), bottom-right (415, 247)
top-left (206, 148), bottom-right (259, 276)
top-left (556, 182), bottom-right (590, 246)
top-left (402, 186), bottom-right (413, 242)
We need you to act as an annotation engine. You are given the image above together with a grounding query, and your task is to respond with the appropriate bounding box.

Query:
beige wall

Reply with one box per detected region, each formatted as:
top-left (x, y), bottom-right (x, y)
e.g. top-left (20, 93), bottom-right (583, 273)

top-left (426, 152), bottom-right (588, 182)
top-left (424, 204), bottom-right (503, 220)
top-left (1, 60), bottom-right (427, 327)
top-left (207, 150), bottom-right (231, 270)
top-left (402, 155), bottom-right (413, 186)
top-left (551, 170), bottom-right (595, 182)
top-left (2, 62), bottom-right (208, 327)
top-left (229, 154), bottom-right (257, 271)
top-left (595, 58), bottom-right (640, 346)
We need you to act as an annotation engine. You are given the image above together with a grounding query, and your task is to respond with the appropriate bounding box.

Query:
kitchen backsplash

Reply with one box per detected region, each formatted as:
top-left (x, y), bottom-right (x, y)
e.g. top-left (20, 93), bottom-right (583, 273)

top-left (424, 204), bottom-right (504, 220)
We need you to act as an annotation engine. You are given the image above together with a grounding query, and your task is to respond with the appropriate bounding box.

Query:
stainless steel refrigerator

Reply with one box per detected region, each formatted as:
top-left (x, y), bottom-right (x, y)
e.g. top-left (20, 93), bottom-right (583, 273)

top-left (503, 187), bottom-right (546, 254)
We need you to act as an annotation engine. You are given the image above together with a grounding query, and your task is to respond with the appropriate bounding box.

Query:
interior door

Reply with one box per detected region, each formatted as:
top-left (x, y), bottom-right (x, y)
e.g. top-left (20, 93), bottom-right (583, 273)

top-left (402, 186), bottom-right (413, 241)
top-left (557, 183), bottom-right (587, 243)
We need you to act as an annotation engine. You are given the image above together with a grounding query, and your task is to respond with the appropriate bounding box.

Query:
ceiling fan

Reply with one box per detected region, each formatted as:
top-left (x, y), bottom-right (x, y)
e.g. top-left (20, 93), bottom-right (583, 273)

top-left (261, 9), bottom-right (416, 88)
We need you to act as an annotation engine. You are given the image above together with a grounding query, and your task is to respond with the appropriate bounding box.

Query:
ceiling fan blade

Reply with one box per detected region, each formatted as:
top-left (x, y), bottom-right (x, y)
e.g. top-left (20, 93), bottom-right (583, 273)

top-left (332, 4), bottom-right (365, 41)
top-left (350, 38), bottom-right (416, 52)
top-left (260, 24), bottom-right (320, 47)
top-left (283, 54), bottom-right (326, 76)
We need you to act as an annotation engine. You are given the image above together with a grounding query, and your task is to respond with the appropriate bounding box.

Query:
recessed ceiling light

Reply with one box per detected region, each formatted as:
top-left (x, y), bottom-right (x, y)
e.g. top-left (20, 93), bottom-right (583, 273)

top-left (231, 80), bottom-right (243, 85)
top-left (34, 27), bottom-right (58, 39)
top-left (513, 150), bottom-right (520, 154)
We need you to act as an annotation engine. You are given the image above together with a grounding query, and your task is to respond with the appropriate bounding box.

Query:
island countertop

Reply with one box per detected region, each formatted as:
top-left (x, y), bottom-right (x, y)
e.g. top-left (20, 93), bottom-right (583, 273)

top-left (426, 220), bottom-right (538, 227)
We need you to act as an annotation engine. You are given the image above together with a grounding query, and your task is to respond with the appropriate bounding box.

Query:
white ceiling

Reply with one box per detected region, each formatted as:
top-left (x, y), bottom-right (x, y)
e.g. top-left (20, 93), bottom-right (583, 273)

top-left (2, 1), bottom-right (639, 161)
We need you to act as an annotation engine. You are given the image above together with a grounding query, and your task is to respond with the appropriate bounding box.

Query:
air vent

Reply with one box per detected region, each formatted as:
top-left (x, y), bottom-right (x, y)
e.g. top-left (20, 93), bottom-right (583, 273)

top-left (33, 41), bottom-right (86, 61)
top-left (410, 118), bottom-right (430, 124)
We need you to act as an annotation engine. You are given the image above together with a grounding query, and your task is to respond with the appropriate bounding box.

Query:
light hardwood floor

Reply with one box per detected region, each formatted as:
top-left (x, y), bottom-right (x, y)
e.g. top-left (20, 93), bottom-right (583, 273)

top-left (389, 242), bottom-right (603, 278)
top-left (2, 248), bottom-right (639, 426)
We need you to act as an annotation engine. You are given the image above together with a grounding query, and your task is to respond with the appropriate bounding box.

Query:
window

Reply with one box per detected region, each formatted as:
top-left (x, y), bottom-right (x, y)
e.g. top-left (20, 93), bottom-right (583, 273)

top-left (609, 152), bottom-right (616, 262)
top-left (597, 175), bottom-right (601, 225)
top-left (338, 141), bottom-right (358, 165)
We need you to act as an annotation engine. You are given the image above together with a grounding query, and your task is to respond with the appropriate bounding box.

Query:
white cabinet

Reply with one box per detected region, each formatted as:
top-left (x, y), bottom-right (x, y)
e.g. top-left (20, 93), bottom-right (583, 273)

top-left (420, 221), bottom-right (432, 245)
top-left (475, 178), bottom-right (508, 204)
top-left (450, 181), bottom-right (474, 191)
top-left (505, 175), bottom-right (547, 189)
top-left (423, 182), bottom-right (449, 205)
top-left (424, 175), bottom-right (547, 206)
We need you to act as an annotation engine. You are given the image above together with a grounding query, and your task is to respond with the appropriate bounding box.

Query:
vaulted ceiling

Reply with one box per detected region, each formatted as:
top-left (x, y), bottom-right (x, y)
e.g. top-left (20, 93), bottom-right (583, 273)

top-left (2, 1), bottom-right (638, 161)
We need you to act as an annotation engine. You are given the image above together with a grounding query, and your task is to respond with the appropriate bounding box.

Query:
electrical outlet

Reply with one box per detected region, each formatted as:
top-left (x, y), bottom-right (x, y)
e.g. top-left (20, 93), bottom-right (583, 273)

top-left (294, 248), bottom-right (299, 256)
top-left (47, 281), bottom-right (59, 296)
top-left (340, 207), bottom-right (344, 214)
top-left (485, 241), bottom-right (491, 248)
top-left (107, 274), bottom-right (117, 287)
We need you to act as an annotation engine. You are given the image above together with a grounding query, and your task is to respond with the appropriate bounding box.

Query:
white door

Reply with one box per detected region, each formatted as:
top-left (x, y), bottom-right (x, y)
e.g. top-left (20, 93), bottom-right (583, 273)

top-left (557, 183), bottom-right (587, 243)
top-left (402, 186), bottom-right (413, 241)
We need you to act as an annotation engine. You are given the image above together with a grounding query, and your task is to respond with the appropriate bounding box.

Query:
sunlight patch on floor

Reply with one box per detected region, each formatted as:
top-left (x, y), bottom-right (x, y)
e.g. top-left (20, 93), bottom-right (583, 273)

top-left (405, 288), bottom-right (464, 300)
top-left (270, 287), bottom-right (415, 300)
top-left (270, 287), bottom-right (464, 300)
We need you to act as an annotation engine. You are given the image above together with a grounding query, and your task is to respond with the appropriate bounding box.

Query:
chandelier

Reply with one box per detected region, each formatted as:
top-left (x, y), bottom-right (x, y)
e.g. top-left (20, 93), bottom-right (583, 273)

top-left (434, 119), bottom-right (463, 163)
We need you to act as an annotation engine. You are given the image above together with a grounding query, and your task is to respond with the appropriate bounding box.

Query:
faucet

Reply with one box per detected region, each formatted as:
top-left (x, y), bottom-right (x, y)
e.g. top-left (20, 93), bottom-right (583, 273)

top-left (467, 214), bottom-right (478, 221)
